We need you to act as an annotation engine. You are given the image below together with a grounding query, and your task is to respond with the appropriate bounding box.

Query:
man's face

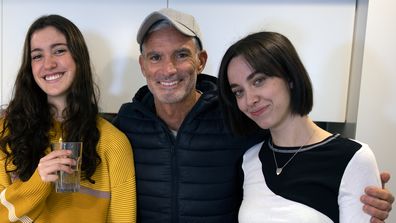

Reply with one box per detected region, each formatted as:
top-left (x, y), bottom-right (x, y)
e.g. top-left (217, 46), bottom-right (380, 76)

top-left (139, 26), bottom-right (207, 105)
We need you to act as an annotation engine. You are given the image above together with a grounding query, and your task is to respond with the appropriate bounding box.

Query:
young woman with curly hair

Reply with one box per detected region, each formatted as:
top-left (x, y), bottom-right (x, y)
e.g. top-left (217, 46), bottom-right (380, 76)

top-left (0, 14), bottom-right (136, 223)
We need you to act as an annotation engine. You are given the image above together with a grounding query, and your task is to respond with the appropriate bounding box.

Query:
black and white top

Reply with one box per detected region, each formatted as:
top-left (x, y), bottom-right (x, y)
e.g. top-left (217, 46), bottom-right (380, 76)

top-left (239, 134), bottom-right (380, 223)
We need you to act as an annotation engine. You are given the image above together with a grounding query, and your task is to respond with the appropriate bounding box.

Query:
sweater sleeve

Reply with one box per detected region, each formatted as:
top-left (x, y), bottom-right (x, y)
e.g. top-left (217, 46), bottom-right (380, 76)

top-left (338, 143), bottom-right (381, 222)
top-left (0, 165), bottom-right (52, 223)
top-left (103, 124), bottom-right (136, 223)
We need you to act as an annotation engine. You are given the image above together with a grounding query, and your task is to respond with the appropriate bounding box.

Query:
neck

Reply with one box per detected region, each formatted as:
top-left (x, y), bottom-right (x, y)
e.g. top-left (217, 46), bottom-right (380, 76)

top-left (48, 98), bottom-right (66, 122)
top-left (155, 90), bottom-right (201, 131)
top-left (270, 116), bottom-right (330, 147)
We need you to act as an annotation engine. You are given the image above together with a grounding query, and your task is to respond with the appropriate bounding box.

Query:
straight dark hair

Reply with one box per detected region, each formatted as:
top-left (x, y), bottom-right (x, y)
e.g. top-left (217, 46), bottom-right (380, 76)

top-left (218, 31), bottom-right (313, 136)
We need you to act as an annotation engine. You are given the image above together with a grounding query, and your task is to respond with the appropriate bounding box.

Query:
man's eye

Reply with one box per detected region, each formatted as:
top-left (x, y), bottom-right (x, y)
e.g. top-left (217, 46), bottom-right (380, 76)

top-left (176, 52), bottom-right (188, 59)
top-left (149, 54), bottom-right (160, 62)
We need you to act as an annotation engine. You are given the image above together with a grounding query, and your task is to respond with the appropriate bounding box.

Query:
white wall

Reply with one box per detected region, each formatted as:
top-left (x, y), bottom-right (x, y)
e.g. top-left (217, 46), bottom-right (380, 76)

top-left (356, 0), bottom-right (396, 221)
top-left (0, 0), bottom-right (356, 122)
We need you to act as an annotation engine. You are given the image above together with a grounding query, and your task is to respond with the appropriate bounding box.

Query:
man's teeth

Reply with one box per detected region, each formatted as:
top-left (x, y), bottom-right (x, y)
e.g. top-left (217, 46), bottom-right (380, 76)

top-left (161, 81), bottom-right (178, 86)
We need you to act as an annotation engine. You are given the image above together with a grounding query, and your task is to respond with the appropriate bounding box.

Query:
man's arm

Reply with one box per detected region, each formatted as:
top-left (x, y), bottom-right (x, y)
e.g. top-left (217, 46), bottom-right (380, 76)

top-left (361, 172), bottom-right (394, 223)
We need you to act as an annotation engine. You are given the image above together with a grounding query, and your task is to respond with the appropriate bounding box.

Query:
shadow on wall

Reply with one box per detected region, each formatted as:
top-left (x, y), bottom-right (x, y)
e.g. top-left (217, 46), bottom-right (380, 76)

top-left (85, 30), bottom-right (143, 114)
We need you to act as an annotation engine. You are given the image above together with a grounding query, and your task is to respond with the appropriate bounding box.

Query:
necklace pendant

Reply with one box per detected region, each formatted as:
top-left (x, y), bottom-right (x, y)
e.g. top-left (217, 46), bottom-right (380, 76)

top-left (276, 168), bottom-right (283, 175)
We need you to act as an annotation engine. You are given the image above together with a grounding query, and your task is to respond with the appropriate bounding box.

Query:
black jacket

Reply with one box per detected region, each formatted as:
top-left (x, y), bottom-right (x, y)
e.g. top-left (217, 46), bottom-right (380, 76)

top-left (113, 74), bottom-right (262, 223)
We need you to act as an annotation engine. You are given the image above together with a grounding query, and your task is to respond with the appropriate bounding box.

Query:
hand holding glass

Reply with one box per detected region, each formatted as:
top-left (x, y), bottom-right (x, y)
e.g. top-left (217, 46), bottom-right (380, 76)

top-left (51, 142), bottom-right (83, 192)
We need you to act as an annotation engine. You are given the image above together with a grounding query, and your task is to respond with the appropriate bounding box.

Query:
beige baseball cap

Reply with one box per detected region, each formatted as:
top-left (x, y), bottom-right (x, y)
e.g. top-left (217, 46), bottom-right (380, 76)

top-left (136, 8), bottom-right (203, 49)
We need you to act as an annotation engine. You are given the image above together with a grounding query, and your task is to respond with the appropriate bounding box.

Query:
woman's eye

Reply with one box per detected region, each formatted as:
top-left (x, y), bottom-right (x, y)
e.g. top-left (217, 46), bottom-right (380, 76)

top-left (254, 78), bottom-right (264, 86)
top-left (54, 48), bottom-right (67, 55)
top-left (31, 54), bottom-right (42, 61)
top-left (232, 90), bottom-right (243, 98)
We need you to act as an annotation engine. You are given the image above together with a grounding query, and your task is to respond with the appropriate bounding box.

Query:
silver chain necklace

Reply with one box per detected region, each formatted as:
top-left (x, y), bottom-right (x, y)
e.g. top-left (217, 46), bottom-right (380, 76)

top-left (271, 130), bottom-right (316, 176)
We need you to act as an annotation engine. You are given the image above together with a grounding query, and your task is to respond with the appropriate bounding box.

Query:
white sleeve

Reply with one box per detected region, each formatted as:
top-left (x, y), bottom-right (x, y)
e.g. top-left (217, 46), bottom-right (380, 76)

top-left (338, 142), bottom-right (381, 223)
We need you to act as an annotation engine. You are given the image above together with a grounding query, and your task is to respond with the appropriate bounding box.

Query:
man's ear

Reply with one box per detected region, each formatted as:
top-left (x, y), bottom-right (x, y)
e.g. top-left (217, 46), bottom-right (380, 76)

top-left (197, 50), bottom-right (208, 73)
top-left (139, 55), bottom-right (146, 77)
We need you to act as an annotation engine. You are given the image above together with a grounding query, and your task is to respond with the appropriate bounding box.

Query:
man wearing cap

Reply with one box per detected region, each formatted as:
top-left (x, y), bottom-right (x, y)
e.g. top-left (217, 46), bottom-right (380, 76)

top-left (113, 8), bottom-right (394, 223)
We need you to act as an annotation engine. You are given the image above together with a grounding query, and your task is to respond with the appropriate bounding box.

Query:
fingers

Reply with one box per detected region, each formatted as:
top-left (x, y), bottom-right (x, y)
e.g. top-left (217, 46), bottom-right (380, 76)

top-left (37, 150), bottom-right (76, 182)
top-left (370, 217), bottom-right (385, 223)
top-left (40, 149), bottom-right (72, 162)
top-left (361, 187), bottom-right (393, 221)
top-left (362, 202), bottom-right (389, 221)
top-left (361, 193), bottom-right (392, 211)
top-left (365, 186), bottom-right (395, 204)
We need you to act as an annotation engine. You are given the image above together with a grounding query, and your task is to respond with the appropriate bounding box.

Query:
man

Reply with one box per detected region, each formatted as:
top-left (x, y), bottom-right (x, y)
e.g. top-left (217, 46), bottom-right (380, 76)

top-left (113, 8), bottom-right (394, 222)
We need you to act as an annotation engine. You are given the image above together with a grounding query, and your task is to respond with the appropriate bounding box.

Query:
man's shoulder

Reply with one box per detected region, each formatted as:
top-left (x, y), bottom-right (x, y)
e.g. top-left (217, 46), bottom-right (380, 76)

top-left (197, 74), bottom-right (218, 93)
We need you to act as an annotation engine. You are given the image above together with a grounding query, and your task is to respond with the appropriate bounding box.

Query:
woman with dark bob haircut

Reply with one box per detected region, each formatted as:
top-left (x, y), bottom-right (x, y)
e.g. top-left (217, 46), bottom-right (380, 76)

top-left (218, 31), bottom-right (381, 222)
top-left (219, 31), bottom-right (313, 136)
top-left (0, 15), bottom-right (135, 222)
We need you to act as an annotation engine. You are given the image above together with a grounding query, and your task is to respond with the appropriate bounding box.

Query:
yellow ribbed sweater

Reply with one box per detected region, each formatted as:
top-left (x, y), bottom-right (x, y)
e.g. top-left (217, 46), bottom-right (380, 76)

top-left (0, 117), bottom-right (136, 223)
